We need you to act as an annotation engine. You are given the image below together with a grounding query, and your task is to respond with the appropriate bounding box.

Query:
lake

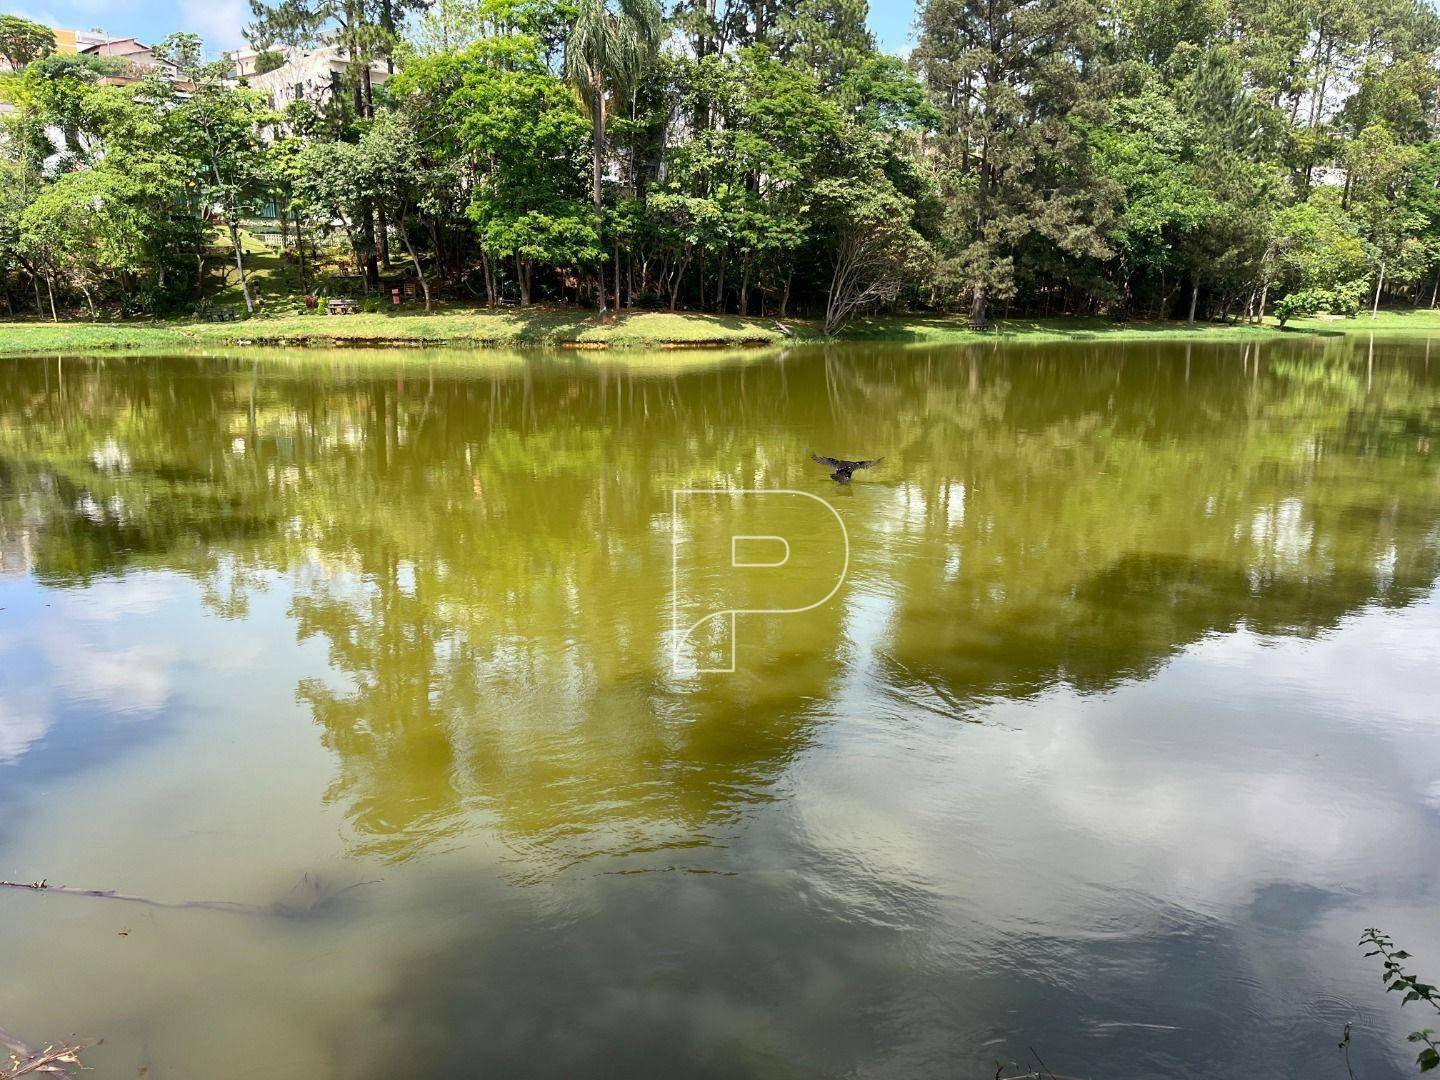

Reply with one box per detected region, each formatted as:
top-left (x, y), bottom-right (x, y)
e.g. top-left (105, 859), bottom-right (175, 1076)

top-left (2, 337), bottom-right (1439, 1078)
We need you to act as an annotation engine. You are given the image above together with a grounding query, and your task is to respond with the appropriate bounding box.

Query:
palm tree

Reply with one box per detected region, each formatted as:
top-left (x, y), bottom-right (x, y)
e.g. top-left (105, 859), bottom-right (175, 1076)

top-left (565, 0), bottom-right (664, 316)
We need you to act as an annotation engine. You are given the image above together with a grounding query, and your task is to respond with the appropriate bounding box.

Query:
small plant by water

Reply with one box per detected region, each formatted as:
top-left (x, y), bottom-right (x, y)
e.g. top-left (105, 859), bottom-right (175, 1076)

top-left (1361, 928), bottom-right (1440, 1072)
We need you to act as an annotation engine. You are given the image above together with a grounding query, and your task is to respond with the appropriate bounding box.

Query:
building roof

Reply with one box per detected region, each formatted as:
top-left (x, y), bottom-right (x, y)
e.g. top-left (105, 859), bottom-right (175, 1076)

top-left (80, 37), bottom-right (154, 58)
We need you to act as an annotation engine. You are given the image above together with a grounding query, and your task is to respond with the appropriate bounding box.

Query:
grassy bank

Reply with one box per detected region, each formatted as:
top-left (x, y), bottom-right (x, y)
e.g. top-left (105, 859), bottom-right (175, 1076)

top-left (842, 308), bottom-right (1440, 343)
top-left (0, 307), bottom-right (789, 354)
top-left (4, 305), bottom-right (1440, 357)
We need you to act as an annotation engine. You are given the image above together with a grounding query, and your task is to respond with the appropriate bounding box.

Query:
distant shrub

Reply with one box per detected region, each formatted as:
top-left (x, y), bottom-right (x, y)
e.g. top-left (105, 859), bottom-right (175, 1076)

top-left (1275, 280), bottom-right (1370, 325)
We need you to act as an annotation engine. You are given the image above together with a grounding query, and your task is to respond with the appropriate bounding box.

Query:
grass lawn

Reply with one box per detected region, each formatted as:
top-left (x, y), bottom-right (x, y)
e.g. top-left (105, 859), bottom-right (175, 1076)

top-left (0, 306), bottom-right (791, 354)
top-left (4, 305), bottom-right (1440, 358)
top-left (841, 308), bottom-right (1440, 343)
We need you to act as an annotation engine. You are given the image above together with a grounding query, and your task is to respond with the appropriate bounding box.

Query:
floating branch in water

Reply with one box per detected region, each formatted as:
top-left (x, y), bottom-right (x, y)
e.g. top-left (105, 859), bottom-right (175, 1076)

top-left (0, 873), bottom-right (379, 918)
top-left (0, 1024), bottom-right (98, 1079)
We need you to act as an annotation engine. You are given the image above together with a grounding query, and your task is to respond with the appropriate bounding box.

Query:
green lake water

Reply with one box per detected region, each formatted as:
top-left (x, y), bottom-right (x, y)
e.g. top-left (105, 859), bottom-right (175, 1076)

top-left (2, 337), bottom-right (1439, 1078)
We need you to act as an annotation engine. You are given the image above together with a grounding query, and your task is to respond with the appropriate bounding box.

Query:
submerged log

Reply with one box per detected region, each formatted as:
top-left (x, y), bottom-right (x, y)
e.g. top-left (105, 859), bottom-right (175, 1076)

top-left (0, 874), bottom-right (379, 918)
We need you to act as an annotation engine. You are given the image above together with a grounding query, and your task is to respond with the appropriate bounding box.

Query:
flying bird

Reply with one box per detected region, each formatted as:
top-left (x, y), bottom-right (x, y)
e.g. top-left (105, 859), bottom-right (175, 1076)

top-left (811, 453), bottom-right (884, 484)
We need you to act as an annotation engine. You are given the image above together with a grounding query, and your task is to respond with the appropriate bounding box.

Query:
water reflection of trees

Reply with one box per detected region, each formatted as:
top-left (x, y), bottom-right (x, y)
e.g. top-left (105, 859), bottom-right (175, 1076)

top-left (1, 340), bottom-right (1438, 865)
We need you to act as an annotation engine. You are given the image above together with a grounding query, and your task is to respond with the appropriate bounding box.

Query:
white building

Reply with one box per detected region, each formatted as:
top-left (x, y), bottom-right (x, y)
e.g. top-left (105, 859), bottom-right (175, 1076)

top-left (228, 45), bottom-right (392, 113)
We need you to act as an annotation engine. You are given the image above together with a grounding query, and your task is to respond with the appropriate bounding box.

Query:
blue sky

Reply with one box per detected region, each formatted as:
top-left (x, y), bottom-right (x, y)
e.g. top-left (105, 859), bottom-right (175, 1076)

top-left (10, 0), bottom-right (919, 56)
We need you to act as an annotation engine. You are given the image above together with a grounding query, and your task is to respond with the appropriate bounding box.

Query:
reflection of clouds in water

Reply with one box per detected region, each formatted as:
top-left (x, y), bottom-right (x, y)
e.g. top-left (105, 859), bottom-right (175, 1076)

top-left (53, 575), bottom-right (180, 622)
top-left (89, 438), bottom-right (132, 474)
top-left (46, 640), bottom-right (176, 715)
top-left (0, 695), bottom-right (52, 766)
top-left (1424, 780), bottom-right (1440, 812)
top-left (794, 595), bottom-right (1440, 933)
top-left (1250, 498), bottom-right (1314, 565)
top-left (46, 594), bottom-right (178, 714)
top-left (0, 582), bottom-right (181, 767)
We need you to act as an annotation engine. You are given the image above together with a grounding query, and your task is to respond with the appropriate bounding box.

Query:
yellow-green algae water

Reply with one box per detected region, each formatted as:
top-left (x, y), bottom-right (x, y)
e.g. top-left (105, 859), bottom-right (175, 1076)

top-left (2, 338), bottom-right (1439, 1078)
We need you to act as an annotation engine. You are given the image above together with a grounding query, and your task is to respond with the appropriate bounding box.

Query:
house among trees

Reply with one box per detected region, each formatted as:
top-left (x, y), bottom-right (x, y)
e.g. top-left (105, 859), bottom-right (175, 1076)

top-left (76, 36), bottom-right (193, 89)
top-left (227, 45), bottom-right (393, 114)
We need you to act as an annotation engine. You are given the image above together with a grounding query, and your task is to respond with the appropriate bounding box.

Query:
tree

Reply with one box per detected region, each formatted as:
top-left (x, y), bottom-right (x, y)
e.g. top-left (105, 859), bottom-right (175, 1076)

top-left (818, 175), bottom-right (928, 333)
top-left (564, 0), bottom-right (663, 315)
top-left (355, 110), bottom-right (458, 310)
top-left (393, 35), bottom-right (598, 305)
top-left (293, 138), bottom-right (371, 284)
top-left (164, 41), bottom-right (277, 314)
top-left (1267, 187), bottom-right (1367, 322)
top-left (775, 0), bottom-right (874, 90)
top-left (1089, 83), bottom-right (1214, 317)
top-left (1346, 122), bottom-right (1427, 316)
top-left (19, 165), bottom-right (152, 318)
top-left (0, 14), bottom-right (54, 71)
top-left (254, 49), bottom-right (288, 73)
top-left (915, 0), bottom-right (1114, 327)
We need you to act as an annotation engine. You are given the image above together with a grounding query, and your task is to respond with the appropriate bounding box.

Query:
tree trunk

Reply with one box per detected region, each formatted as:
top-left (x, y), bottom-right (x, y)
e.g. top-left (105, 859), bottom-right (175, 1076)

top-left (669, 253), bottom-right (690, 310)
top-left (1187, 279), bottom-right (1199, 325)
top-left (46, 276), bottom-right (58, 322)
top-left (515, 253), bottom-right (530, 306)
top-left (228, 222), bottom-right (254, 314)
top-left (397, 218), bottom-right (431, 312)
top-left (295, 213), bottom-right (308, 291)
top-left (1257, 281), bottom-right (1269, 324)
top-left (1372, 262), bottom-right (1386, 318)
top-left (362, 207), bottom-right (380, 290)
top-left (590, 91), bottom-right (608, 317)
top-left (969, 281), bottom-right (988, 328)
top-left (337, 219), bottom-right (366, 294)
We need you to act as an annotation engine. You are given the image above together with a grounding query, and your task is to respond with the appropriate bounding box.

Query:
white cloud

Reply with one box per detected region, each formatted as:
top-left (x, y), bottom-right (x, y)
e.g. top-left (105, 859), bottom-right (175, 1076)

top-left (12, 7), bottom-right (62, 24)
top-left (179, 0), bottom-right (248, 50)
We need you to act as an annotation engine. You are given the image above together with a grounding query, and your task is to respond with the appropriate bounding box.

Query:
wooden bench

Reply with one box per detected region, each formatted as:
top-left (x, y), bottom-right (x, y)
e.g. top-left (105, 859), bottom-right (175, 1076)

top-left (198, 303), bottom-right (241, 322)
top-left (326, 298), bottom-right (359, 316)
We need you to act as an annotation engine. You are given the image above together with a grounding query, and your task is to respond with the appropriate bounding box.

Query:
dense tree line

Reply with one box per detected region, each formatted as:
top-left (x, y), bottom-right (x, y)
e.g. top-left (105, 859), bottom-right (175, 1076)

top-left (3, 0), bottom-right (1440, 329)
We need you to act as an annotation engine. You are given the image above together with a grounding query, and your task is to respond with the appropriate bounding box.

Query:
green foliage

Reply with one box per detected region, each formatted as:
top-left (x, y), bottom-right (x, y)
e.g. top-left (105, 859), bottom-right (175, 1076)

top-left (915, 0), bottom-right (1115, 322)
top-left (254, 49), bottom-right (288, 74)
top-left (0, 14), bottom-right (55, 70)
top-left (19, 165), bottom-right (156, 313)
top-left (4, 0), bottom-right (1440, 324)
top-left (1272, 285), bottom-right (1366, 325)
top-left (1361, 929), bottom-right (1440, 1073)
top-left (396, 36), bottom-right (599, 299)
top-left (775, 0), bottom-right (875, 89)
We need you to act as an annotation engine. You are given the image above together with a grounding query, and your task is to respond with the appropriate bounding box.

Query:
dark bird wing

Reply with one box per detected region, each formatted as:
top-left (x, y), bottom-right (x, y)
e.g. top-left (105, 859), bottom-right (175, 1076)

top-left (812, 453), bottom-right (884, 470)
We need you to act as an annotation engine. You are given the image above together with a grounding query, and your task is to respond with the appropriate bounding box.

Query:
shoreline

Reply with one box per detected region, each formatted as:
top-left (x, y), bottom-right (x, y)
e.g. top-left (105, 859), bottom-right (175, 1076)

top-left (3, 307), bottom-right (1439, 358)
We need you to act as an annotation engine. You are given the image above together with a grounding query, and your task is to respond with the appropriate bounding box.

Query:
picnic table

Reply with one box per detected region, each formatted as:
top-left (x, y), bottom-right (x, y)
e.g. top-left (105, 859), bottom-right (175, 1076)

top-left (326, 298), bottom-right (359, 315)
